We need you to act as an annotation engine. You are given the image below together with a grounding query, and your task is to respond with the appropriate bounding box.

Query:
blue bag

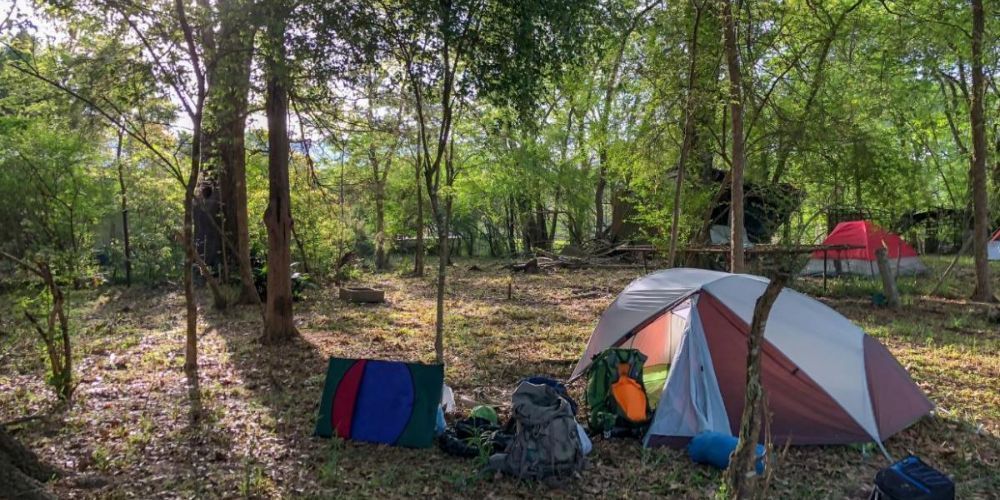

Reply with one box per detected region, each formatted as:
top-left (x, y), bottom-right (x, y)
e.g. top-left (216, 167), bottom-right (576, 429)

top-left (687, 432), bottom-right (765, 475)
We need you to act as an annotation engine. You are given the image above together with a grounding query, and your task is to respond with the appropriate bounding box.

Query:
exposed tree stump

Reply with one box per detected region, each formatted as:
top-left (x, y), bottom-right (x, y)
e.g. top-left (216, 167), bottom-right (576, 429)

top-left (875, 248), bottom-right (901, 309)
top-left (0, 427), bottom-right (58, 500)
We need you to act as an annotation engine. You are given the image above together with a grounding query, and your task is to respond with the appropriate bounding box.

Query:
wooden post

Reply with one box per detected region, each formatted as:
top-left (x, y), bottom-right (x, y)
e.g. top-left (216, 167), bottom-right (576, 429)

top-left (875, 247), bottom-right (901, 308)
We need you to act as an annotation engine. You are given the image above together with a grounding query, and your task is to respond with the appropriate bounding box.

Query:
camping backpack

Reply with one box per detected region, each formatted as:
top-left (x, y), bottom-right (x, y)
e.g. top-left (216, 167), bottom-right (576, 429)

top-left (522, 375), bottom-right (579, 415)
top-left (869, 455), bottom-right (954, 500)
top-left (487, 381), bottom-right (585, 480)
top-left (585, 348), bottom-right (651, 435)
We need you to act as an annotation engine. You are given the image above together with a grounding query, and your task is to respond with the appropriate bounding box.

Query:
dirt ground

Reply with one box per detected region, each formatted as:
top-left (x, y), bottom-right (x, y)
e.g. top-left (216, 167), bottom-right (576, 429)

top-left (1, 257), bottom-right (998, 498)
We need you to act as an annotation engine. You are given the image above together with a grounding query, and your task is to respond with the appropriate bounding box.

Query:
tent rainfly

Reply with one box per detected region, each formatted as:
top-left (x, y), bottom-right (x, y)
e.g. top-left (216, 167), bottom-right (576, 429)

top-left (800, 220), bottom-right (927, 277)
top-left (989, 228), bottom-right (1000, 261)
top-left (570, 268), bottom-right (932, 453)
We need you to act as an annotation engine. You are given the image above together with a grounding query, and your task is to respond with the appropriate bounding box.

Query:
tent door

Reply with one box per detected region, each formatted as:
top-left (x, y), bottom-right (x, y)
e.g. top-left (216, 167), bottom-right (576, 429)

top-left (644, 296), bottom-right (731, 446)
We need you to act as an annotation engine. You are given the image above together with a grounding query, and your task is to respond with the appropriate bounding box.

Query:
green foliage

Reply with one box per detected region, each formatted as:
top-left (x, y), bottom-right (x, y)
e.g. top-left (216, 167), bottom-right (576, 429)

top-left (3, 0), bottom-right (998, 279)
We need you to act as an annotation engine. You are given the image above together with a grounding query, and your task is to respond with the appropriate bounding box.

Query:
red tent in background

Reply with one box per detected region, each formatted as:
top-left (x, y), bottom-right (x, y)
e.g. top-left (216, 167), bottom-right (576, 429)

top-left (989, 228), bottom-right (1000, 261)
top-left (801, 220), bottom-right (927, 277)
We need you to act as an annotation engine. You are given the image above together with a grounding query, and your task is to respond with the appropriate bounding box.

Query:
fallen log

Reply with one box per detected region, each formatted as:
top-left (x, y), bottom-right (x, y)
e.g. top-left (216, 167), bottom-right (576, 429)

top-left (507, 258), bottom-right (540, 273)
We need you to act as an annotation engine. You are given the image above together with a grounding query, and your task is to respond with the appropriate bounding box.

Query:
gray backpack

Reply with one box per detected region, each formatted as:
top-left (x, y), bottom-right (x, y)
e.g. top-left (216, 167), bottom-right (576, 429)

top-left (487, 381), bottom-right (585, 480)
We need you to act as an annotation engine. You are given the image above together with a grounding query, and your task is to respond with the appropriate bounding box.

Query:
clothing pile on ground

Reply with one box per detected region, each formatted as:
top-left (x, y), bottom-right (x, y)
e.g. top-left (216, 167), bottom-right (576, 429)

top-left (436, 376), bottom-right (591, 481)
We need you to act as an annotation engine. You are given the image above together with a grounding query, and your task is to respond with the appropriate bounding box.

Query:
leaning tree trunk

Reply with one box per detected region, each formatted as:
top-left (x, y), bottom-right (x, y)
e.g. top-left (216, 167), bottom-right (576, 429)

top-left (262, 10), bottom-right (297, 343)
top-left (722, 0), bottom-right (746, 274)
top-left (724, 275), bottom-right (787, 499)
top-left (0, 427), bottom-right (58, 500)
top-left (969, 0), bottom-right (995, 302)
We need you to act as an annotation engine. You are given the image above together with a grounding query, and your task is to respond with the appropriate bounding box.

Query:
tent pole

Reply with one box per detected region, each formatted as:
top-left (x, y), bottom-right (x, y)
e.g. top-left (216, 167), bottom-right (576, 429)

top-left (876, 440), bottom-right (893, 462)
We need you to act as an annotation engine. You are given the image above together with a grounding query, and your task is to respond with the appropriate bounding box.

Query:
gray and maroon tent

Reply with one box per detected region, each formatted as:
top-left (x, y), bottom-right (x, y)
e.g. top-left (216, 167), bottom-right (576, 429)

top-left (570, 268), bottom-right (932, 452)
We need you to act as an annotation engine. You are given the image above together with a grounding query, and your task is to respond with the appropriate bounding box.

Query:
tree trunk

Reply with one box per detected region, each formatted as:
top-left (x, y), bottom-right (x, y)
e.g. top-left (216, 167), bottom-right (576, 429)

top-left (721, 0), bottom-right (746, 274)
top-left (0, 254), bottom-right (72, 399)
top-left (413, 152), bottom-right (425, 276)
top-left (42, 263), bottom-right (71, 400)
top-left (595, 163), bottom-right (606, 240)
top-left (222, 91), bottom-right (261, 307)
top-left (182, 117), bottom-right (202, 374)
top-left (205, 0), bottom-right (259, 306)
top-left (262, 11), bottom-right (297, 343)
top-left (375, 181), bottom-right (387, 270)
top-left (969, 0), bottom-right (995, 302)
top-left (549, 188), bottom-right (560, 247)
top-left (535, 202), bottom-right (549, 250)
top-left (875, 248), bottom-right (901, 309)
top-left (0, 427), bottom-right (58, 500)
top-left (669, 2), bottom-right (704, 268)
top-left (724, 275), bottom-right (787, 498)
top-left (114, 130), bottom-right (132, 287)
top-left (434, 204), bottom-right (450, 363)
top-left (506, 195), bottom-right (518, 256)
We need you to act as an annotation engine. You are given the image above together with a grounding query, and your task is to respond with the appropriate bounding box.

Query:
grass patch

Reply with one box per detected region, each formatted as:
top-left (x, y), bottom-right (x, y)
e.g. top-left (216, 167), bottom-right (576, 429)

top-left (0, 257), bottom-right (998, 497)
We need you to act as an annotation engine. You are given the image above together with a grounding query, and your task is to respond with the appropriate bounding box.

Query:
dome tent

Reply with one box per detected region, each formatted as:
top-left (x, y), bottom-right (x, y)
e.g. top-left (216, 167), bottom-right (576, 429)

top-left (570, 268), bottom-right (932, 451)
top-left (800, 220), bottom-right (927, 277)
top-left (989, 228), bottom-right (1000, 261)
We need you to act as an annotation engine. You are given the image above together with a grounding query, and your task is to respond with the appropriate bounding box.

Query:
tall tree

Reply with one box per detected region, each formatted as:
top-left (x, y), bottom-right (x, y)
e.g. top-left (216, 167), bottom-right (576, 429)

top-left (11, 0), bottom-right (214, 375)
top-left (174, 0), bottom-right (209, 373)
top-left (721, 0), bottom-right (745, 273)
top-left (593, 0), bottom-right (660, 242)
top-left (969, 0), bottom-right (994, 302)
top-left (668, 0), bottom-right (705, 268)
top-left (199, 0), bottom-right (261, 306)
top-left (413, 147), bottom-right (425, 276)
top-left (261, 0), bottom-right (297, 343)
top-left (113, 129), bottom-right (133, 286)
top-left (381, 0), bottom-right (594, 363)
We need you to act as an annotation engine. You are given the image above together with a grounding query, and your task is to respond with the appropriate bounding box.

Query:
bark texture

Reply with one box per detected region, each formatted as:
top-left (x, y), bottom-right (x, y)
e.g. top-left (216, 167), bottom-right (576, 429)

top-left (723, 275), bottom-right (786, 499)
top-left (721, 0), bottom-right (746, 274)
top-left (199, 0), bottom-right (260, 306)
top-left (114, 130), bottom-right (132, 287)
top-left (262, 8), bottom-right (297, 343)
top-left (969, 0), bottom-right (995, 302)
top-left (0, 427), bottom-right (58, 500)
top-left (413, 151), bottom-right (425, 276)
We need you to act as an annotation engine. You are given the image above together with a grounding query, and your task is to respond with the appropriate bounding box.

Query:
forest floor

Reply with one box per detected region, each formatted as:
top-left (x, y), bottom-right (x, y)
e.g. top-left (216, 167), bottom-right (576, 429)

top-left (1, 256), bottom-right (999, 499)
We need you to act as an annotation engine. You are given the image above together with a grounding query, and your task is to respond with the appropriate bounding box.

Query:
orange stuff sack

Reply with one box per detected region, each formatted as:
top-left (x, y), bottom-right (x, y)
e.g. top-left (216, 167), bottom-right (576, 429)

top-left (610, 363), bottom-right (649, 423)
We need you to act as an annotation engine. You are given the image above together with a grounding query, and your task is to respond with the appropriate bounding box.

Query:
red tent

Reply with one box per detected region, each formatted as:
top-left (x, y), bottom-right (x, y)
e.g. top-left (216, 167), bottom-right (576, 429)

top-left (989, 228), bottom-right (1000, 261)
top-left (802, 220), bottom-right (926, 276)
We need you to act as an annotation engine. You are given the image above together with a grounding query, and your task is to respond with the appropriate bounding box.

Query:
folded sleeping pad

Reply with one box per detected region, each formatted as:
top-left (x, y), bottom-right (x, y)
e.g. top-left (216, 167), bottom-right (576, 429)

top-left (314, 357), bottom-right (444, 448)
